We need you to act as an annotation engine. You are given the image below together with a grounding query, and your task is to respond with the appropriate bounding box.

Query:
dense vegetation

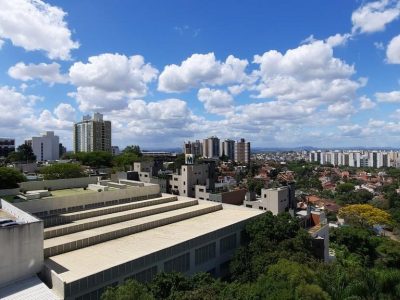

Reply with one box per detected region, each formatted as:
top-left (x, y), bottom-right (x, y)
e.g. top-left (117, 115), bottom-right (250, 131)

top-left (40, 163), bottom-right (85, 180)
top-left (6, 144), bottom-right (36, 163)
top-left (101, 212), bottom-right (400, 299)
top-left (0, 167), bottom-right (26, 188)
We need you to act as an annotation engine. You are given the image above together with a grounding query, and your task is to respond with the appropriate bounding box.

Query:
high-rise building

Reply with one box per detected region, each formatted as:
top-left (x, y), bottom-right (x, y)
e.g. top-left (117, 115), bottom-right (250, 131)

top-left (32, 131), bottom-right (60, 161)
top-left (0, 138), bottom-right (15, 158)
top-left (112, 146), bottom-right (120, 156)
top-left (235, 138), bottom-right (250, 164)
top-left (202, 136), bottom-right (220, 158)
top-left (183, 140), bottom-right (203, 156)
top-left (73, 113), bottom-right (111, 153)
top-left (222, 139), bottom-right (235, 161)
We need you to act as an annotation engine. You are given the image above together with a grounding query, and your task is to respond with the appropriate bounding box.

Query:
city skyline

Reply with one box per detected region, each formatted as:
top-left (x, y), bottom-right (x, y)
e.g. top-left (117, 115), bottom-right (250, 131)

top-left (1, 0), bottom-right (400, 148)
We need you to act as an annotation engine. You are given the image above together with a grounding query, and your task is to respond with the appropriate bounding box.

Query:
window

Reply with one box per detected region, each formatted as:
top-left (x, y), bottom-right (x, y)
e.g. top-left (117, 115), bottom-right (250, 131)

top-left (259, 206), bottom-right (264, 210)
top-left (199, 188), bottom-right (204, 192)
top-left (164, 253), bottom-right (190, 273)
top-left (195, 243), bottom-right (216, 266)
top-left (220, 234), bottom-right (237, 254)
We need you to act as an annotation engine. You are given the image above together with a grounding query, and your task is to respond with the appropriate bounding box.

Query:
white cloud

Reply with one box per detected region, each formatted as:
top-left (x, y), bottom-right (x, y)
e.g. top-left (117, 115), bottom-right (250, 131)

top-left (0, 39), bottom-right (4, 49)
top-left (375, 90), bottom-right (400, 102)
top-left (158, 53), bottom-right (249, 92)
top-left (374, 41), bottom-right (385, 50)
top-left (8, 62), bottom-right (68, 85)
top-left (351, 0), bottom-right (400, 34)
top-left (0, 86), bottom-right (36, 127)
top-left (197, 88), bottom-right (234, 115)
top-left (0, 0), bottom-right (79, 60)
top-left (106, 98), bottom-right (201, 146)
top-left (252, 41), bottom-right (360, 106)
top-left (327, 101), bottom-right (356, 116)
top-left (54, 103), bottom-right (76, 121)
top-left (359, 96), bottom-right (377, 110)
top-left (69, 53), bottom-right (158, 112)
top-left (325, 33), bottom-right (351, 47)
top-left (387, 34), bottom-right (400, 63)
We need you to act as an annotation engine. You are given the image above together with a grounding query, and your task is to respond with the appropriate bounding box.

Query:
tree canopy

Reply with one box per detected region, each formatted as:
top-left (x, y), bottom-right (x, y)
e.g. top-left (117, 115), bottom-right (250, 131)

top-left (74, 151), bottom-right (113, 168)
top-left (7, 144), bottom-right (36, 162)
top-left (0, 167), bottom-right (26, 189)
top-left (339, 204), bottom-right (392, 227)
top-left (40, 163), bottom-right (85, 180)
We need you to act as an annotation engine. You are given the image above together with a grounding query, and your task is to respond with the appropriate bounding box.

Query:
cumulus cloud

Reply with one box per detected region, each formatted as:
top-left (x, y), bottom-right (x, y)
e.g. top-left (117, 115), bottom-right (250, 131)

top-left (158, 53), bottom-right (249, 92)
top-left (106, 98), bottom-right (201, 146)
top-left (351, 0), bottom-right (400, 34)
top-left (54, 103), bottom-right (76, 121)
top-left (69, 53), bottom-right (158, 112)
top-left (0, 86), bottom-right (36, 127)
top-left (8, 62), bottom-right (68, 85)
top-left (251, 41), bottom-right (360, 107)
top-left (197, 88), bottom-right (234, 115)
top-left (387, 34), bottom-right (400, 64)
top-left (0, 0), bottom-right (79, 60)
top-left (359, 96), bottom-right (377, 110)
top-left (375, 90), bottom-right (400, 102)
top-left (327, 101), bottom-right (356, 116)
top-left (325, 33), bottom-right (351, 47)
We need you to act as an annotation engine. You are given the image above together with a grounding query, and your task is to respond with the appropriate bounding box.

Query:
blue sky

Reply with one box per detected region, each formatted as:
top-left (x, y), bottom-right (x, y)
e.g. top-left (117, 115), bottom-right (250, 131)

top-left (0, 0), bottom-right (400, 149)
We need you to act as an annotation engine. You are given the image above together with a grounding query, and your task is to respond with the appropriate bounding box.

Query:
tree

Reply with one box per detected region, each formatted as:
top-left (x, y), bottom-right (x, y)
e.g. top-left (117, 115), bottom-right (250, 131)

top-left (7, 144), bottom-right (36, 162)
top-left (335, 183), bottom-right (355, 194)
top-left (0, 167), bottom-right (26, 189)
top-left (75, 151), bottom-right (113, 168)
top-left (338, 204), bottom-right (392, 227)
top-left (246, 178), bottom-right (265, 195)
top-left (101, 279), bottom-right (153, 300)
top-left (123, 145), bottom-right (143, 157)
top-left (40, 163), bottom-right (85, 180)
top-left (113, 152), bottom-right (140, 171)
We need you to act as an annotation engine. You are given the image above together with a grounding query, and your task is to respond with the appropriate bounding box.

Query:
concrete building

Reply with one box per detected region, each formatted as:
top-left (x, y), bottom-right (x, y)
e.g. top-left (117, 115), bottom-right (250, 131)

top-left (222, 139), bottom-right (235, 161)
top-left (73, 113), bottom-right (111, 153)
top-left (111, 146), bottom-right (120, 156)
top-left (183, 140), bottom-right (203, 156)
top-left (170, 163), bottom-right (215, 198)
top-left (0, 199), bottom-right (43, 289)
top-left (32, 131), bottom-right (60, 161)
top-left (244, 186), bottom-right (289, 215)
top-left (235, 138), bottom-right (250, 164)
top-left (203, 136), bottom-right (220, 159)
top-left (0, 138), bottom-right (15, 158)
top-left (0, 179), bottom-right (262, 299)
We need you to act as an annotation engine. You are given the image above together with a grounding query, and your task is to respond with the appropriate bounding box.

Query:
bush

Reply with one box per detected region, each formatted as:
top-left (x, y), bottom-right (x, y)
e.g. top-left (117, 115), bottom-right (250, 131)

top-left (0, 167), bottom-right (26, 189)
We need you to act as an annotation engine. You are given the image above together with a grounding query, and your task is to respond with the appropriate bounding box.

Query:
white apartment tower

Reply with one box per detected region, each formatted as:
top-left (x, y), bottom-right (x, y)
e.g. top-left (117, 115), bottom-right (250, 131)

top-left (73, 113), bottom-right (111, 153)
top-left (32, 131), bottom-right (60, 161)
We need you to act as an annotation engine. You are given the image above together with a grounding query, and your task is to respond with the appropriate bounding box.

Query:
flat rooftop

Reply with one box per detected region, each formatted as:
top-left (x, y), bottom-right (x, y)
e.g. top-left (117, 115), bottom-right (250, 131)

top-left (42, 188), bottom-right (96, 199)
top-left (45, 201), bottom-right (262, 283)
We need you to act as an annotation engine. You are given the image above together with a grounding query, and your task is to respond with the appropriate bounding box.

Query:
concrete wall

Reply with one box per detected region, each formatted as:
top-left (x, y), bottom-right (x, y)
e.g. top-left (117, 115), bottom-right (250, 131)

top-left (210, 189), bottom-right (246, 205)
top-left (19, 177), bottom-right (99, 191)
top-left (0, 200), bottom-right (43, 288)
top-left (14, 184), bottom-right (161, 215)
top-left (0, 188), bottom-right (20, 196)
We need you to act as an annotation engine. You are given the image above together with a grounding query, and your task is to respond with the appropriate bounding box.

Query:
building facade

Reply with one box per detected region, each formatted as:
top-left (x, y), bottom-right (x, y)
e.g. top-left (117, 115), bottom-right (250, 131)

top-left (222, 139), bottom-right (235, 161)
top-left (203, 136), bottom-right (220, 159)
top-left (73, 113), bottom-right (111, 153)
top-left (183, 140), bottom-right (203, 156)
top-left (0, 138), bottom-right (15, 158)
top-left (235, 138), bottom-right (250, 164)
top-left (32, 131), bottom-right (60, 161)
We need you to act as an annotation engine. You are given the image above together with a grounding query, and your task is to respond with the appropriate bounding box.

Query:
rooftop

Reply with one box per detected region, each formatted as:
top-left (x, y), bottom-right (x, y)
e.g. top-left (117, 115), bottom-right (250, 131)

top-left (45, 199), bottom-right (262, 283)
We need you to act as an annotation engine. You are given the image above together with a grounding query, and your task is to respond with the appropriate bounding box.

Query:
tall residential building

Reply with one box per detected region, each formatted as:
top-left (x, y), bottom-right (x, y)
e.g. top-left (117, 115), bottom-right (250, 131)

top-left (0, 138), bottom-right (15, 158)
top-left (235, 138), bottom-right (250, 164)
top-left (183, 140), bottom-right (203, 156)
top-left (203, 136), bottom-right (220, 158)
top-left (222, 139), bottom-right (235, 161)
top-left (73, 113), bottom-right (111, 153)
top-left (32, 131), bottom-right (60, 161)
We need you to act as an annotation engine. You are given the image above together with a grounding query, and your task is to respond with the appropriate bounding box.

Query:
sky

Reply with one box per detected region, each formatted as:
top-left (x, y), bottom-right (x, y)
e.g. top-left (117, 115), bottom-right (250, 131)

top-left (0, 0), bottom-right (400, 150)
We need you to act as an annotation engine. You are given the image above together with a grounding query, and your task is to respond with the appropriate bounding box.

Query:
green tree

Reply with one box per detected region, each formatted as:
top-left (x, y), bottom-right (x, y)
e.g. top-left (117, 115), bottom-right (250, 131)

top-left (7, 144), bottom-right (36, 162)
top-left (73, 151), bottom-right (113, 168)
top-left (335, 183), bottom-right (355, 194)
top-left (0, 167), bottom-right (26, 189)
top-left (40, 163), bottom-right (85, 180)
top-left (123, 145), bottom-right (143, 157)
top-left (101, 279), bottom-right (153, 300)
